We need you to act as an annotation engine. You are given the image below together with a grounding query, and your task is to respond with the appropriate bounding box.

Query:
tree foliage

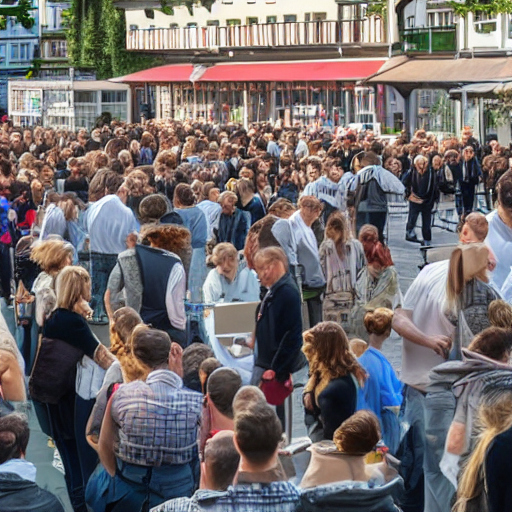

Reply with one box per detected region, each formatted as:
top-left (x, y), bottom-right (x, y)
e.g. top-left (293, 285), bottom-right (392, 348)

top-left (66, 0), bottom-right (165, 78)
top-left (449, 0), bottom-right (512, 17)
top-left (0, 0), bottom-right (35, 30)
top-left (159, 0), bottom-right (214, 16)
top-left (366, 0), bottom-right (386, 18)
top-left (485, 89), bottom-right (512, 127)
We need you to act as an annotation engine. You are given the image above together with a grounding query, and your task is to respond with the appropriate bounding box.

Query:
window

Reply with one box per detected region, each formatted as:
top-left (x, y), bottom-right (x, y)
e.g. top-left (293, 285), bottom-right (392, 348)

top-left (75, 91), bottom-right (96, 103)
top-left (406, 16), bottom-right (415, 28)
top-left (284, 15), bottom-right (297, 23)
top-left (48, 40), bottom-right (67, 57)
top-left (20, 43), bottom-right (29, 60)
top-left (129, 24), bottom-right (138, 30)
top-left (226, 19), bottom-right (241, 26)
top-left (10, 44), bottom-right (18, 60)
top-left (441, 12), bottom-right (453, 26)
top-left (101, 90), bottom-right (127, 122)
top-left (101, 91), bottom-right (127, 103)
top-left (0, 44), bottom-right (6, 61)
top-left (75, 91), bottom-right (98, 129)
top-left (474, 11), bottom-right (497, 33)
top-left (169, 23), bottom-right (179, 29)
top-left (207, 20), bottom-right (219, 26)
top-left (246, 17), bottom-right (258, 25)
top-left (46, 5), bottom-right (64, 31)
top-left (187, 22), bottom-right (197, 28)
top-left (144, 9), bottom-right (154, 19)
top-left (266, 16), bottom-right (277, 24)
top-left (312, 12), bottom-right (327, 21)
top-left (305, 13), bottom-right (311, 22)
top-left (428, 11), bottom-right (453, 27)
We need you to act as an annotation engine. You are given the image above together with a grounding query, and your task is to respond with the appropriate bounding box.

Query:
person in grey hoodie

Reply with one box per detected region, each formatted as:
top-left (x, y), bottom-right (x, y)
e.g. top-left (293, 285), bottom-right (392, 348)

top-left (424, 327), bottom-right (512, 512)
top-left (350, 151), bottom-right (405, 242)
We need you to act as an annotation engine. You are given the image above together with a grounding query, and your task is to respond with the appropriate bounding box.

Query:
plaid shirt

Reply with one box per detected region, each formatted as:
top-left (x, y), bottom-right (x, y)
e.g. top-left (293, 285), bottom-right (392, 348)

top-left (111, 369), bottom-right (202, 466)
top-left (151, 482), bottom-right (301, 512)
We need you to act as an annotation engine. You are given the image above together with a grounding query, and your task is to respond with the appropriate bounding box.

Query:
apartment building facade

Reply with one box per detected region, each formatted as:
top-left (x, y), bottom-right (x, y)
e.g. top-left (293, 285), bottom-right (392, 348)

top-left (368, 0), bottom-right (512, 140)
top-left (113, 0), bottom-right (401, 131)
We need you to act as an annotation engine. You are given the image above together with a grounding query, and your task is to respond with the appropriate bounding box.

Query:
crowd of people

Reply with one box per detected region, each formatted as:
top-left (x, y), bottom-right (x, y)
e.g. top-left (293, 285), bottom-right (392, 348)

top-left (0, 118), bottom-right (511, 512)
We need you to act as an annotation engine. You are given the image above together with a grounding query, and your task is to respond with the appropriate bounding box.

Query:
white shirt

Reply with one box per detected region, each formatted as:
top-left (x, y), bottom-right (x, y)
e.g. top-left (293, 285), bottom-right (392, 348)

top-left (165, 262), bottom-right (187, 330)
top-left (86, 195), bottom-right (138, 254)
top-left (197, 200), bottom-right (221, 240)
top-left (203, 267), bottom-right (260, 304)
top-left (400, 260), bottom-right (454, 391)
top-left (486, 209), bottom-right (512, 291)
top-left (40, 203), bottom-right (66, 240)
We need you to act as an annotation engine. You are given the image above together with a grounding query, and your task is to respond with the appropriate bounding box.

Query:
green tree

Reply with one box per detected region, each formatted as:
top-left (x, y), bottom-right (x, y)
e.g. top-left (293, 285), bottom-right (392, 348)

top-left (66, 0), bottom-right (216, 78)
top-left (449, 0), bottom-right (512, 16)
top-left (0, 0), bottom-right (36, 30)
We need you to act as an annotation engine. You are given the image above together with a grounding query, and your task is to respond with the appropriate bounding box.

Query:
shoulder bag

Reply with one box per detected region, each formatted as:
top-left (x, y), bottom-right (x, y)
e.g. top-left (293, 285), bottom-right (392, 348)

top-left (29, 336), bottom-right (84, 404)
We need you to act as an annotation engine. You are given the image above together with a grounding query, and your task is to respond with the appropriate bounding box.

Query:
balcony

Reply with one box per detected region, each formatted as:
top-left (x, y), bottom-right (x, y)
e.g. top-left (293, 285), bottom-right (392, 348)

top-left (400, 25), bottom-right (457, 53)
top-left (127, 19), bottom-right (385, 52)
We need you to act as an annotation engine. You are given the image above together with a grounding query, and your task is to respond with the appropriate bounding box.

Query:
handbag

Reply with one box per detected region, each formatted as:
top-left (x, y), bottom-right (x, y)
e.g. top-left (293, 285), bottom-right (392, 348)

top-left (29, 337), bottom-right (84, 404)
top-left (260, 374), bottom-right (293, 406)
top-left (76, 355), bottom-right (107, 401)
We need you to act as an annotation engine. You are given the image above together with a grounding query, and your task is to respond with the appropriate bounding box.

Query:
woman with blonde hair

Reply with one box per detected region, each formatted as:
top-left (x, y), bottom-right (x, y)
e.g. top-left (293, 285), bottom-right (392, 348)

top-left (358, 308), bottom-right (402, 454)
top-left (203, 242), bottom-right (259, 304)
top-left (31, 238), bottom-right (74, 326)
top-left (454, 379), bottom-right (512, 512)
top-left (30, 266), bottom-right (115, 512)
top-left (320, 211), bottom-right (365, 335)
top-left (302, 321), bottom-right (366, 441)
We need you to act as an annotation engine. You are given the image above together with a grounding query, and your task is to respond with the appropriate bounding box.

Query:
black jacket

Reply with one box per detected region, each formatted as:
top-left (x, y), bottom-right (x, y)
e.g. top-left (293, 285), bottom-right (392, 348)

top-left (255, 272), bottom-right (304, 379)
top-left (0, 473), bottom-right (64, 512)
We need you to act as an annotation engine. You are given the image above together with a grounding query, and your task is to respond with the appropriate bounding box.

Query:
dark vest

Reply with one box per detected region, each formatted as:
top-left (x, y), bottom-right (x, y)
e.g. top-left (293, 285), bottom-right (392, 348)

top-left (135, 244), bottom-right (186, 345)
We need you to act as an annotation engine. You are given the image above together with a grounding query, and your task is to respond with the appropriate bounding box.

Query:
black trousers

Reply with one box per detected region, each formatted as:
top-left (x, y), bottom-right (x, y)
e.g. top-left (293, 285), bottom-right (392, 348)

top-left (0, 242), bottom-right (11, 300)
top-left (406, 202), bottom-right (433, 242)
top-left (356, 211), bottom-right (387, 243)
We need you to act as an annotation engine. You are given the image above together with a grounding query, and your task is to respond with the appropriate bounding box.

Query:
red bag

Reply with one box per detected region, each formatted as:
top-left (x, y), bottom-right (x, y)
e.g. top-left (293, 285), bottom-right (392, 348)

top-left (260, 375), bottom-right (293, 406)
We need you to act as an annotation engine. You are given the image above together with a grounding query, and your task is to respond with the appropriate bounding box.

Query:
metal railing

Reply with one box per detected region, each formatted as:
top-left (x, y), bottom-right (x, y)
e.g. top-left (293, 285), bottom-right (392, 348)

top-left (400, 25), bottom-right (457, 53)
top-left (127, 19), bottom-right (385, 51)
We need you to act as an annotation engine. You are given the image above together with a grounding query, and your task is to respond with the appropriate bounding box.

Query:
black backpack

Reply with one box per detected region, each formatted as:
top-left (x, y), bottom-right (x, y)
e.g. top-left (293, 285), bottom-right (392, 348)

top-left (438, 165), bottom-right (455, 195)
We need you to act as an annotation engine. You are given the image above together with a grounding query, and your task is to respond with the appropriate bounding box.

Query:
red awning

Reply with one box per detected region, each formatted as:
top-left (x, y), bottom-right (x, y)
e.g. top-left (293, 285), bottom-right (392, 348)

top-left (111, 59), bottom-right (386, 83)
top-left (199, 60), bottom-right (385, 82)
top-left (111, 64), bottom-right (195, 83)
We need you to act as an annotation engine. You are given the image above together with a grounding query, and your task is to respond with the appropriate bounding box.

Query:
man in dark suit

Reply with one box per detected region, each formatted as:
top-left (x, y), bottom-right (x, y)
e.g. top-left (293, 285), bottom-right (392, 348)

top-left (249, 247), bottom-right (304, 426)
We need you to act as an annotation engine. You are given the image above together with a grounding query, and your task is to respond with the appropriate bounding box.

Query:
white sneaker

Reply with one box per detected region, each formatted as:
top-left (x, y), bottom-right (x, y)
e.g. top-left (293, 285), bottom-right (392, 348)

top-left (52, 449), bottom-right (65, 475)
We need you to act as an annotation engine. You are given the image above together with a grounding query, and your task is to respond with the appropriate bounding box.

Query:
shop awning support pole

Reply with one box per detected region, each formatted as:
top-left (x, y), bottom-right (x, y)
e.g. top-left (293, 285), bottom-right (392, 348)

top-left (243, 83), bottom-right (248, 129)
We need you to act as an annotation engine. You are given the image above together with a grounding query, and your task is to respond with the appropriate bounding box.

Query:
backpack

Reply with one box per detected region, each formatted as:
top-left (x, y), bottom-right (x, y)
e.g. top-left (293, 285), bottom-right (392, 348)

top-left (438, 165), bottom-right (455, 195)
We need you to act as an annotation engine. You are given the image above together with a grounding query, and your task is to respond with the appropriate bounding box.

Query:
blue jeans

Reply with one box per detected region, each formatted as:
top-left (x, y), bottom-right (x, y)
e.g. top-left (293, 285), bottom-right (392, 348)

top-left (95, 459), bottom-right (196, 512)
top-left (90, 252), bottom-right (118, 323)
top-left (424, 390), bottom-right (457, 512)
top-left (397, 386), bottom-right (425, 512)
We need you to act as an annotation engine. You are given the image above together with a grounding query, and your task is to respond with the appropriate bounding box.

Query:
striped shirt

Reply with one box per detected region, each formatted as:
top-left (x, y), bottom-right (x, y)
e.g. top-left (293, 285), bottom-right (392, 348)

top-left (111, 369), bottom-right (202, 466)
